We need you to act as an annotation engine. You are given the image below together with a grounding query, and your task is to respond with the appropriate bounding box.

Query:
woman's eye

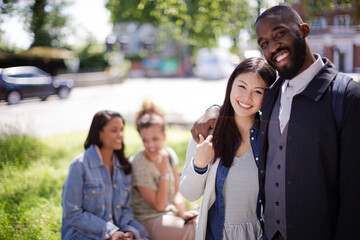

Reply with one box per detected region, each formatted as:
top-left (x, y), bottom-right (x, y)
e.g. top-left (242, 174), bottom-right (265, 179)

top-left (238, 85), bottom-right (246, 89)
top-left (254, 90), bottom-right (264, 94)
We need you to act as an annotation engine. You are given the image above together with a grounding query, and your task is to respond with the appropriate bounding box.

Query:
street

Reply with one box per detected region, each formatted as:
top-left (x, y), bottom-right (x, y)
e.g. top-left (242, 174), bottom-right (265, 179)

top-left (0, 77), bottom-right (228, 137)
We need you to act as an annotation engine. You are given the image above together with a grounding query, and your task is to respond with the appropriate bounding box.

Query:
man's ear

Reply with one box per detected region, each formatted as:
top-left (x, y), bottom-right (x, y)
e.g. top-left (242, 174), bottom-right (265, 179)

top-left (300, 23), bottom-right (310, 38)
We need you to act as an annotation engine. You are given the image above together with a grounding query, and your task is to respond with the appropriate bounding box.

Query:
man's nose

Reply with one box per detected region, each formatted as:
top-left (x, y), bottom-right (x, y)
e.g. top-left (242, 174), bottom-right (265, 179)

top-left (269, 39), bottom-right (280, 55)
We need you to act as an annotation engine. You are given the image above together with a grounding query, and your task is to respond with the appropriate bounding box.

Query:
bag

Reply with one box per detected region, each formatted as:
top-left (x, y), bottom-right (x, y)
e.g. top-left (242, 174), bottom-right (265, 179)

top-left (332, 72), bottom-right (353, 135)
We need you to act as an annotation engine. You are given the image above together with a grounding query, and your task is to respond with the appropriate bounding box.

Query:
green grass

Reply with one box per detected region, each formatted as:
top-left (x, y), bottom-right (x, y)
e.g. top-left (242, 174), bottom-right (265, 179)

top-left (0, 124), bottom-right (195, 239)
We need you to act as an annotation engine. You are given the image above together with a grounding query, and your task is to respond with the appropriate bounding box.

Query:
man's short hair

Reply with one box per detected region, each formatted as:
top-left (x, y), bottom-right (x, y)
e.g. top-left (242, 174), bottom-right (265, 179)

top-left (255, 5), bottom-right (303, 26)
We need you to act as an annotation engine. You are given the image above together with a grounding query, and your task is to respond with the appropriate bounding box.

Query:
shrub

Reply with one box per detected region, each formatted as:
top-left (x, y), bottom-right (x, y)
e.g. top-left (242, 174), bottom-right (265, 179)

top-left (0, 125), bottom-right (193, 238)
top-left (0, 127), bottom-right (45, 169)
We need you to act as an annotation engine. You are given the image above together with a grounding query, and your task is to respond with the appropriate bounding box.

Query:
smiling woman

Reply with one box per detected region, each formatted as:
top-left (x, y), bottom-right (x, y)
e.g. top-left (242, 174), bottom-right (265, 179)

top-left (131, 102), bottom-right (197, 240)
top-left (61, 110), bottom-right (149, 240)
top-left (179, 57), bottom-right (277, 240)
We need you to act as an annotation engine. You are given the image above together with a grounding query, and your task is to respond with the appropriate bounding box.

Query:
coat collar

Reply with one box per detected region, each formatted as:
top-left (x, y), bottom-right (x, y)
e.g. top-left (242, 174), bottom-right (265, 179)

top-left (86, 144), bottom-right (121, 169)
top-left (266, 57), bottom-right (337, 101)
top-left (300, 58), bottom-right (337, 102)
top-left (262, 57), bottom-right (337, 121)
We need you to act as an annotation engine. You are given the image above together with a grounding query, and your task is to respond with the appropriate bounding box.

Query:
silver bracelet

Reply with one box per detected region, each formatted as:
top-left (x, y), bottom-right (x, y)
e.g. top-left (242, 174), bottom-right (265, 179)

top-left (159, 173), bottom-right (169, 181)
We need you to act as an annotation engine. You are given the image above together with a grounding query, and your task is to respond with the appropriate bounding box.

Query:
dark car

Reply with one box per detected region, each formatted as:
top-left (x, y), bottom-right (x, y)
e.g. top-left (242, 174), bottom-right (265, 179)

top-left (0, 66), bottom-right (74, 105)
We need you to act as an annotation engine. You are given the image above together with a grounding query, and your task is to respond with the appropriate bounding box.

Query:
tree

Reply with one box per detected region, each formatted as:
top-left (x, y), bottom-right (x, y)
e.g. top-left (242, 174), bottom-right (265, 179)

top-left (294, 0), bottom-right (359, 23)
top-left (0, 0), bottom-right (72, 49)
top-left (29, 0), bottom-right (72, 48)
top-left (106, 0), bottom-right (251, 53)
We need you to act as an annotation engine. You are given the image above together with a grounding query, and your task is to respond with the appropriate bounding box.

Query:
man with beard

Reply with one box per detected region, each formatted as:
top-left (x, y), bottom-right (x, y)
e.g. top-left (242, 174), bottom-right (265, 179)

top-left (189, 4), bottom-right (360, 240)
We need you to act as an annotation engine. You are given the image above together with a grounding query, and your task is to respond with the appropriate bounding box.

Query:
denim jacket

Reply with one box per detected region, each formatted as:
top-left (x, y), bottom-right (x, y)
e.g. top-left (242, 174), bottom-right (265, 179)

top-left (195, 121), bottom-right (264, 240)
top-left (61, 144), bottom-right (148, 240)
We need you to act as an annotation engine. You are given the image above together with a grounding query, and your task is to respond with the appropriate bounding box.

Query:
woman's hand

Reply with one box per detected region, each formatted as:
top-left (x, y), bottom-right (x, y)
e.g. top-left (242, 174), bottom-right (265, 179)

top-left (138, 148), bottom-right (169, 211)
top-left (194, 134), bottom-right (215, 169)
top-left (110, 231), bottom-right (134, 240)
top-left (155, 149), bottom-right (169, 176)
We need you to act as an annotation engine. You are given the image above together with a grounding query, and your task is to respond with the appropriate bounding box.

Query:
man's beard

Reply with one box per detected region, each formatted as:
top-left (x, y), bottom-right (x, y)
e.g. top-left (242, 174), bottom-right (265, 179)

top-left (268, 31), bottom-right (307, 80)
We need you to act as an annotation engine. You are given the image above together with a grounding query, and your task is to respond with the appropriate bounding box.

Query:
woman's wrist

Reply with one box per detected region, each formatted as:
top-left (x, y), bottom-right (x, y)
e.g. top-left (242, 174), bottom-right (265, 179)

top-left (193, 158), bottom-right (208, 169)
top-left (159, 173), bottom-right (169, 180)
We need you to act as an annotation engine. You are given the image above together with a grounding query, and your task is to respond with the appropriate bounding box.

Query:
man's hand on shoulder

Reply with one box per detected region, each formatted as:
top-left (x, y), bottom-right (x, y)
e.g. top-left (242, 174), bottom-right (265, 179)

top-left (191, 105), bottom-right (220, 142)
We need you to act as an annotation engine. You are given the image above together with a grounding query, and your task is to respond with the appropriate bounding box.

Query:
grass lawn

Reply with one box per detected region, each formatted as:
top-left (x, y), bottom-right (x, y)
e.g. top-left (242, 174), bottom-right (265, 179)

top-left (0, 125), bottom-right (200, 239)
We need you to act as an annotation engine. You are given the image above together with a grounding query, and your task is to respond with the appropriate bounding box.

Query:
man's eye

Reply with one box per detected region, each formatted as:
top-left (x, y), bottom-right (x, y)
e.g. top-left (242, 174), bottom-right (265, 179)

top-left (275, 31), bottom-right (285, 38)
top-left (260, 42), bottom-right (268, 49)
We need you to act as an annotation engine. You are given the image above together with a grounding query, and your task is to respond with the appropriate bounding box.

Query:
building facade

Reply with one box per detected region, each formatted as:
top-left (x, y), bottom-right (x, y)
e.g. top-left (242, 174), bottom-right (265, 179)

top-left (294, 0), bottom-right (360, 73)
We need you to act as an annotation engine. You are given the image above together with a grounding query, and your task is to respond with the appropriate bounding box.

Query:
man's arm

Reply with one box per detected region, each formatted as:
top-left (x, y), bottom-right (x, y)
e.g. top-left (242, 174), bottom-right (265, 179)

top-left (335, 81), bottom-right (360, 239)
top-left (191, 105), bottom-right (220, 142)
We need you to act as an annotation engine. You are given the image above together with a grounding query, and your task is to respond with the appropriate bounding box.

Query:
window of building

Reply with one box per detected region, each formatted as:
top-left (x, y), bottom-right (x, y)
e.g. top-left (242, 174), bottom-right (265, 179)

top-left (334, 14), bottom-right (350, 27)
top-left (311, 16), bottom-right (328, 29)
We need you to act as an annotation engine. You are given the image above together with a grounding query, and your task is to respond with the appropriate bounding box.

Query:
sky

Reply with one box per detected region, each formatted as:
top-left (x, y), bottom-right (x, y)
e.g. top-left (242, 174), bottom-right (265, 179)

top-left (1, 0), bottom-right (112, 49)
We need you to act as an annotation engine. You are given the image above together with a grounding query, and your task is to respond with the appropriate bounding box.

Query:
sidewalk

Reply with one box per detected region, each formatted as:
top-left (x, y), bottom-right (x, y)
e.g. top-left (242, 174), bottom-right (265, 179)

top-left (58, 71), bottom-right (360, 88)
top-left (58, 72), bottom-right (124, 87)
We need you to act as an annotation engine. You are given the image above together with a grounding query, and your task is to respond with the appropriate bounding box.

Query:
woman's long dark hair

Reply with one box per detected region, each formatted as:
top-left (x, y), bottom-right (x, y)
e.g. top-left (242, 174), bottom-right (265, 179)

top-left (212, 57), bottom-right (276, 167)
top-left (84, 110), bottom-right (131, 174)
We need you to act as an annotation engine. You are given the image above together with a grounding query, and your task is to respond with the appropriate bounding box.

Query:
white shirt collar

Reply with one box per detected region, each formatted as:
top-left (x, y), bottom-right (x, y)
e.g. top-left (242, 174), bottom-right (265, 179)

top-left (285, 54), bottom-right (324, 94)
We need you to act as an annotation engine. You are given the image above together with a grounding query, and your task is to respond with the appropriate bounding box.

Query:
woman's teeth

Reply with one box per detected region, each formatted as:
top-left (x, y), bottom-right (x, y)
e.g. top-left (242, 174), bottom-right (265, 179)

top-left (239, 101), bottom-right (251, 108)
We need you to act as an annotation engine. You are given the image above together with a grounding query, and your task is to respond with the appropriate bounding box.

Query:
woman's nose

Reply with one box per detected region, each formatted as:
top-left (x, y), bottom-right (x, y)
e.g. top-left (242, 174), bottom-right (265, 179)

top-left (243, 90), bottom-right (252, 100)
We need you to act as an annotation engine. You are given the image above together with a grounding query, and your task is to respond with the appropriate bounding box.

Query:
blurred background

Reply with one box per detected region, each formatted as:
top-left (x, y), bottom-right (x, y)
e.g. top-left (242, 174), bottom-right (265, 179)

top-left (1, 0), bottom-right (359, 81)
top-left (1, 0), bottom-right (359, 134)
top-left (1, 0), bottom-right (359, 135)
top-left (0, 1), bottom-right (359, 238)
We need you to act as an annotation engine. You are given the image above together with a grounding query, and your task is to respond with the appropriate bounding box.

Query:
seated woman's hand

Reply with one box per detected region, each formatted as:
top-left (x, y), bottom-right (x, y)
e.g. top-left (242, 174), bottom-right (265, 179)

top-left (182, 210), bottom-right (198, 224)
top-left (155, 149), bottom-right (170, 176)
top-left (110, 231), bottom-right (134, 240)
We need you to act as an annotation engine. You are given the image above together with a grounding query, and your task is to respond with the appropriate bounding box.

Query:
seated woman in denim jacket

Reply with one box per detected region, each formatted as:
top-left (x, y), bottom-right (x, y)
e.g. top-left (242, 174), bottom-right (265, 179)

top-left (61, 110), bottom-right (148, 240)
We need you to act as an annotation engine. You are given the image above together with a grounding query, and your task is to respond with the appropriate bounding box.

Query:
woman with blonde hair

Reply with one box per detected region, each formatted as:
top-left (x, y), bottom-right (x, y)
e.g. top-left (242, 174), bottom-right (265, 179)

top-left (131, 103), bottom-right (197, 240)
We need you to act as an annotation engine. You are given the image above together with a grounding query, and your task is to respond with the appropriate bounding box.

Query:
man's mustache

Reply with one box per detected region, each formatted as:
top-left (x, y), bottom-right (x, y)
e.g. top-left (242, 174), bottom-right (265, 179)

top-left (271, 47), bottom-right (290, 61)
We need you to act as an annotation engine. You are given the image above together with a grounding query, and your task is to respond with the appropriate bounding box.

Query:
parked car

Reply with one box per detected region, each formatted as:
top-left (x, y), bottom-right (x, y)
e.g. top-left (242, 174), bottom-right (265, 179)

top-left (0, 66), bottom-right (74, 105)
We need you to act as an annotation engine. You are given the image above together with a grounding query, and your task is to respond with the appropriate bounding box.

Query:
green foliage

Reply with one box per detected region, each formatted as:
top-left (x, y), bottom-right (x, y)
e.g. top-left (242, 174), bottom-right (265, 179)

top-left (106, 0), bottom-right (251, 51)
top-left (106, 0), bottom-right (158, 25)
top-left (298, 0), bottom-right (359, 22)
top-left (0, 161), bottom-right (66, 239)
top-left (0, 0), bottom-right (72, 48)
top-left (78, 42), bottom-right (108, 71)
top-left (0, 127), bottom-right (46, 169)
top-left (29, 0), bottom-right (72, 48)
top-left (0, 124), bottom-right (192, 238)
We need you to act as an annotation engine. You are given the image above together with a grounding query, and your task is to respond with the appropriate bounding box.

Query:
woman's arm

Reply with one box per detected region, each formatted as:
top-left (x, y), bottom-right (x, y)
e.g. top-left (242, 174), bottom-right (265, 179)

top-left (62, 161), bottom-right (114, 239)
top-left (173, 168), bottom-right (198, 223)
top-left (118, 175), bottom-right (148, 239)
top-left (137, 152), bottom-right (170, 211)
top-left (179, 136), bottom-right (214, 201)
top-left (173, 168), bottom-right (186, 218)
